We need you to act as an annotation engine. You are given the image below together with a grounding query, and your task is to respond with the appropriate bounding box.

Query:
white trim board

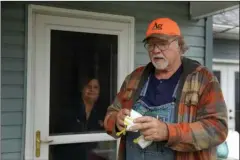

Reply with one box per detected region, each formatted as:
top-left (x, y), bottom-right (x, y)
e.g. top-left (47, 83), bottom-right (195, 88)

top-left (213, 58), bottom-right (239, 64)
top-left (25, 4), bottom-right (135, 160)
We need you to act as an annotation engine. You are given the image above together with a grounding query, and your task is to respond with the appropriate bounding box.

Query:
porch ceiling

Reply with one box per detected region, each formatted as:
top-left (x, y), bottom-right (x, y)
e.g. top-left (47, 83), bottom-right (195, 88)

top-left (190, 2), bottom-right (239, 20)
top-left (213, 7), bottom-right (239, 40)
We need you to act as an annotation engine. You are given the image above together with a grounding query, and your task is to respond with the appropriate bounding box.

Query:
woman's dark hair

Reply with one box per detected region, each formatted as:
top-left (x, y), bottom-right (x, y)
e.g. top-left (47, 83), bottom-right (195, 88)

top-left (79, 74), bottom-right (100, 93)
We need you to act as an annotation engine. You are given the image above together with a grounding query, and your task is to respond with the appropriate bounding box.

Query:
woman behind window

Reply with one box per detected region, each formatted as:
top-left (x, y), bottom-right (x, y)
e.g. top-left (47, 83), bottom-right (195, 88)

top-left (77, 76), bottom-right (105, 132)
top-left (51, 75), bottom-right (106, 160)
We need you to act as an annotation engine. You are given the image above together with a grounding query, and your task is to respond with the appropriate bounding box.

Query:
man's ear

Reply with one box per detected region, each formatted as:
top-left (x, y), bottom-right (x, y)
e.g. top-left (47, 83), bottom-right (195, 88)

top-left (176, 40), bottom-right (180, 48)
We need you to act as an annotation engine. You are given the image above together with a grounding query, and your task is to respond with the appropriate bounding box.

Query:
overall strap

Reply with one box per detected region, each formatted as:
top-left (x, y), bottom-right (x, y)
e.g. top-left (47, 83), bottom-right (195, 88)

top-left (140, 76), bottom-right (150, 96)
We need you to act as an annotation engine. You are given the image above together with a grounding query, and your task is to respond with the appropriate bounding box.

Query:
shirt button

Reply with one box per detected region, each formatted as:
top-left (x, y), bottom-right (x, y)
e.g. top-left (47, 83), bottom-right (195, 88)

top-left (160, 81), bottom-right (163, 83)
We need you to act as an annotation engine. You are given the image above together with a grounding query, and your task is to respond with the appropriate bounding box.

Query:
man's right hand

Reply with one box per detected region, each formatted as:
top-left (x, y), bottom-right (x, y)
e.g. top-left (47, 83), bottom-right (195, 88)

top-left (116, 109), bottom-right (130, 131)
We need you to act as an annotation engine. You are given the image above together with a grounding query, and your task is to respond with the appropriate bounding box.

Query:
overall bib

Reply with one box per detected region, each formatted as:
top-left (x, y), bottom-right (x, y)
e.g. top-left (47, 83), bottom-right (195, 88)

top-left (126, 77), bottom-right (179, 160)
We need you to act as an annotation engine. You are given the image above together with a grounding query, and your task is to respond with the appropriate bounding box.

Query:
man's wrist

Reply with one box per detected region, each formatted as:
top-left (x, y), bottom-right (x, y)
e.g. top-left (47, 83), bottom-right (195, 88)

top-left (163, 122), bottom-right (169, 141)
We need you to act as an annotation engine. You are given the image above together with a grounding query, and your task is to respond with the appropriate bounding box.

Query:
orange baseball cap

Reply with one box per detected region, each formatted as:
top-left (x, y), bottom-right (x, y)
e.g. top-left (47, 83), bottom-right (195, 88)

top-left (143, 18), bottom-right (181, 42)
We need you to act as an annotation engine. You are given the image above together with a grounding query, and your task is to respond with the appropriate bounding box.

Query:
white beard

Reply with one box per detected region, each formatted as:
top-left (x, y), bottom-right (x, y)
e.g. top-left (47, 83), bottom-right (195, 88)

top-left (151, 55), bottom-right (169, 70)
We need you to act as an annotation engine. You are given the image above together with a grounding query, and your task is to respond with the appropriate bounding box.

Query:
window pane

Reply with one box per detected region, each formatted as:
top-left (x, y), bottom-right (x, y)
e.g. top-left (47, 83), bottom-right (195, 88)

top-left (49, 30), bottom-right (118, 135)
top-left (49, 141), bottom-right (116, 160)
top-left (213, 71), bottom-right (221, 84)
top-left (235, 72), bottom-right (239, 133)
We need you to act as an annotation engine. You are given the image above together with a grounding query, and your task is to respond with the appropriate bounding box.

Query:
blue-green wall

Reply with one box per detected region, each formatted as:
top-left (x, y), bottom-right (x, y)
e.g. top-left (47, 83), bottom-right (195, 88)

top-left (1, 2), bottom-right (209, 159)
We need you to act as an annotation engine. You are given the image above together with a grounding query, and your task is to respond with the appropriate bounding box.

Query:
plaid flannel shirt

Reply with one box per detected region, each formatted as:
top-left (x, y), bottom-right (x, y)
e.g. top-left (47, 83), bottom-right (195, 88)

top-left (104, 57), bottom-right (228, 160)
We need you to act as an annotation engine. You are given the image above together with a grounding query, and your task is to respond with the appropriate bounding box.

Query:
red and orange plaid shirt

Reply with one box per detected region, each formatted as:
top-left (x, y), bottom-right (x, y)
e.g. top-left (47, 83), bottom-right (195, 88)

top-left (104, 58), bottom-right (228, 160)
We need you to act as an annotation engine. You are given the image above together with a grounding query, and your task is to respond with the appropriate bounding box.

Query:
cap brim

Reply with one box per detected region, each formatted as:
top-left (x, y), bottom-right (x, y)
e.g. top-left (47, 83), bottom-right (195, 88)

top-left (142, 34), bottom-right (174, 43)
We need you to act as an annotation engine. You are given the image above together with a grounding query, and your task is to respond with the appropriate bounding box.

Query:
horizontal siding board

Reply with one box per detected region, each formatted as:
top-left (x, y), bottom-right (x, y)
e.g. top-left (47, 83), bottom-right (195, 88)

top-left (2, 34), bottom-right (25, 46)
top-left (1, 152), bottom-right (21, 160)
top-left (1, 139), bottom-right (22, 153)
top-left (2, 46), bottom-right (25, 58)
top-left (135, 53), bottom-right (150, 66)
top-left (1, 112), bottom-right (23, 125)
top-left (2, 58), bottom-right (24, 71)
top-left (186, 47), bottom-right (205, 58)
top-left (2, 20), bottom-right (25, 32)
top-left (1, 99), bottom-right (24, 112)
top-left (1, 3), bottom-right (25, 21)
top-left (213, 39), bottom-right (239, 60)
top-left (2, 72), bottom-right (24, 85)
top-left (178, 26), bottom-right (205, 37)
top-left (1, 85), bottom-right (24, 99)
top-left (2, 126), bottom-right (22, 139)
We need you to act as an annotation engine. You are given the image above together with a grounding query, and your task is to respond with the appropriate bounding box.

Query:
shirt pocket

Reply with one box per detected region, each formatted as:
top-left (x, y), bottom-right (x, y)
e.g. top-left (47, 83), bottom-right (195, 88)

top-left (184, 92), bottom-right (199, 122)
top-left (184, 91), bottom-right (199, 107)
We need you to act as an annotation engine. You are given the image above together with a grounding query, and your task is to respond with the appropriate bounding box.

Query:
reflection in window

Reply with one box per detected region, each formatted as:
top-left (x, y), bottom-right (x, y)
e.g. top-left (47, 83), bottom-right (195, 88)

top-left (49, 141), bottom-right (116, 160)
top-left (49, 30), bottom-right (118, 135)
top-left (213, 71), bottom-right (221, 84)
top-left (235, 72), bottom-right (239, 133)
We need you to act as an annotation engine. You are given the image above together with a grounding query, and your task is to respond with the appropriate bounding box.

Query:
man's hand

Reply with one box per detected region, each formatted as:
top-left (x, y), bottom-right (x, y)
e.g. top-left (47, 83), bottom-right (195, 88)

top-left (129, 116), bottom-right (169, 141)
top-left (116, 109), bottom-right (130, 131)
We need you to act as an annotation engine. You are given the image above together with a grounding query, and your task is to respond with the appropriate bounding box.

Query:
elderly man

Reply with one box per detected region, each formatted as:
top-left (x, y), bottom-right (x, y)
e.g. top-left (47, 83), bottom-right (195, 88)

top-left (104, 18), bottom-right (228, 160)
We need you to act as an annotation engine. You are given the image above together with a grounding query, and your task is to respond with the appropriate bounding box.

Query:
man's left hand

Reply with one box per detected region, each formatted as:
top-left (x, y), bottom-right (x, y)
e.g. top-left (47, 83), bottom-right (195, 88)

top-left (129, 116), bottom-right (169, 141)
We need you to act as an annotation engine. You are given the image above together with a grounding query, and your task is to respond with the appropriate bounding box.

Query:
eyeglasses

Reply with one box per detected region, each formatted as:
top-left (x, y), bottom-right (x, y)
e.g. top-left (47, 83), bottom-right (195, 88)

top-left (144, 39), bottom-right (177, 52)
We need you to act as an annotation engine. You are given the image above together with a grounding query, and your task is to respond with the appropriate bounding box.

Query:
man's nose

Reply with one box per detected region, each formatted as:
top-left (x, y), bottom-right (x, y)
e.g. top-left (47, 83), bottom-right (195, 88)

top-left (152, 45), bottom-right (161, 54)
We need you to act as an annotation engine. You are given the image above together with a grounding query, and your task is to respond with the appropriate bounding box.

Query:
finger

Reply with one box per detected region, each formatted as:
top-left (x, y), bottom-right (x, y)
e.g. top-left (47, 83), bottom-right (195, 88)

top-left (134, 116), bottom-right (154, 123)
top-left (144, 135), bottom-right (154, 141)
top-left (117, 118), bottom-right (125, 127)
top-left (122, 109), bottom-right (130, 116)
top-left (129, 122), bottom-right (152, 131)
top-left (116, 123), bottom-right (124, 131)
top-left (119, 114), bottom-right (127, 122)
top-left (141, 128), bottom-right (156, 137)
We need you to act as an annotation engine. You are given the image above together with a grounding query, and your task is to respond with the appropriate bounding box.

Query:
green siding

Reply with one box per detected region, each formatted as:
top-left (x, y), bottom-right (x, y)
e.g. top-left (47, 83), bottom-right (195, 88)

top-left (213, 39), bottom-right (239, 60)
top-left (1, 2), bottom-right (207, 159)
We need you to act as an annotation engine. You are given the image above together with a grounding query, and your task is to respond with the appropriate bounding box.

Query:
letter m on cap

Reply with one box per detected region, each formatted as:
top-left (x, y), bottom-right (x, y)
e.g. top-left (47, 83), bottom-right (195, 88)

top-left (152, 23), bottom-right (163, 30)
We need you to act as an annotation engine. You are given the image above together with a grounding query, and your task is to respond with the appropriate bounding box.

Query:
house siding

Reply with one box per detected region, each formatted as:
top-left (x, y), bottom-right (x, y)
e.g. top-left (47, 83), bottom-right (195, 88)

top-left (213, 38), bottom-right (239, 60)
top-left (1, 2), bottom-right (207, 159)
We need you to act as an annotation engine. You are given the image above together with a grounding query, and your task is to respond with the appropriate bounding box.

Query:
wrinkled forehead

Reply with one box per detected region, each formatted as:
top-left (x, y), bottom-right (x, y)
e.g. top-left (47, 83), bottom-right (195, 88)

top-left (147, 38), bottom-right (169, 44)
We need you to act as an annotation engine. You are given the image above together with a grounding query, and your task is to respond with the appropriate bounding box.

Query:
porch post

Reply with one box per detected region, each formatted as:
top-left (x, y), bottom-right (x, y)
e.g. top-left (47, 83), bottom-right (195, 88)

top-left (205, 17), bottom-right (213, 71)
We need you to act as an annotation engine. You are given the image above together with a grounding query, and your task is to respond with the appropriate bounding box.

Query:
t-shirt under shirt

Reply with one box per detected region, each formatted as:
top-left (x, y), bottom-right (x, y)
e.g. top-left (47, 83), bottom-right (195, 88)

top-left (142, 64), bottom-right (183, 106)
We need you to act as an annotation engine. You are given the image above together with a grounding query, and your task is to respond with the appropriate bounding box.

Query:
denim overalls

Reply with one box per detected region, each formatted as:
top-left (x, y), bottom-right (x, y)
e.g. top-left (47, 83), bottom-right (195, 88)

top-left (126, 76), bottom-right (179, 160)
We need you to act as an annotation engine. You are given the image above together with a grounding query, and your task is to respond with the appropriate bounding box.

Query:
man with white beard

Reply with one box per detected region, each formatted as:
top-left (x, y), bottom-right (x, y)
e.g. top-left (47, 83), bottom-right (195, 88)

top-left (104, 18), bottom-right (228, 160)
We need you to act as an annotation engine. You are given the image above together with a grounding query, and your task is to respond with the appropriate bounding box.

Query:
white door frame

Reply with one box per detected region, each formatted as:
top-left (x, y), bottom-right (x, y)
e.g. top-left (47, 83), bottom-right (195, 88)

top-left (213, 59), bottom-right (239, 130)
top-left (25, 4), bottom-right (135, 159)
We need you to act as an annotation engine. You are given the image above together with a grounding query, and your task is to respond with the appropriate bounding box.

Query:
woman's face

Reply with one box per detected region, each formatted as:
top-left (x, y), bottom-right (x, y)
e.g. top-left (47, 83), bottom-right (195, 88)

top-left (83, 79), bottom-right (100, 102)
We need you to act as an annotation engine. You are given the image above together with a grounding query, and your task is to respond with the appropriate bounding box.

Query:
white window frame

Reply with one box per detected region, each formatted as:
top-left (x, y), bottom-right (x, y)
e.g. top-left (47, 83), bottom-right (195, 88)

top-left (25, 4), bottom-right (135, 160)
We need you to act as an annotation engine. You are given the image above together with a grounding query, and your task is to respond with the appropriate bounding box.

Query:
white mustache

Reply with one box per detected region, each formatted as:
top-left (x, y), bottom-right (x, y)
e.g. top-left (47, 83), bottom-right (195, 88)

top-left (152, 55), bottom-right (166, 60)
